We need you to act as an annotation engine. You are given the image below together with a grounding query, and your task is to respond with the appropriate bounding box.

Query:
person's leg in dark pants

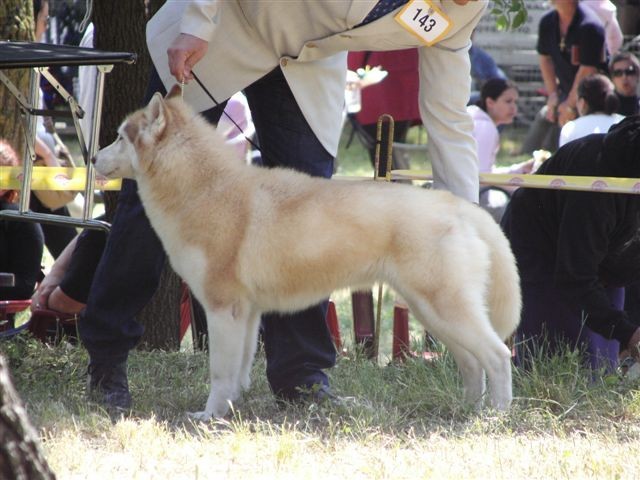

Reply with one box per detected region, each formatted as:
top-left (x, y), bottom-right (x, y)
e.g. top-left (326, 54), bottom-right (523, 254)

top-left (78, 179), bottom-right (165, 365)
top-left (243, 68), bottom-right (337, 400)
top-left (80, 68), bottom-right (189, 409)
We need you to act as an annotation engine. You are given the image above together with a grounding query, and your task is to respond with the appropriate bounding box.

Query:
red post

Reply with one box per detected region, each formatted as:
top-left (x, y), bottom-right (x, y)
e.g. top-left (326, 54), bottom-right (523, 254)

top-left (326, 300), bottom-right (342, 352)
top-left (351, 290), bottom-right (376, 359)
top-left (392, 302), bottom-right (410, 361)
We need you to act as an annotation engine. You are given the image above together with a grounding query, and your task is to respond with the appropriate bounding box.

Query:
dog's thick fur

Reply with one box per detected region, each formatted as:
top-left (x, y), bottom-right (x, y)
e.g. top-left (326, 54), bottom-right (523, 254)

top-left (94, 88), bottom-right (521, 420)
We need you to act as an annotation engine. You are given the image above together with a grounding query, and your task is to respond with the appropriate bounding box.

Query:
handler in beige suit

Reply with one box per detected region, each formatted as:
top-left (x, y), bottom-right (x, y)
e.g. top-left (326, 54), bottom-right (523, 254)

top-left (114, 0), bottom-right (485, 406)
top-left (148, 0), bottom-right (486, 202)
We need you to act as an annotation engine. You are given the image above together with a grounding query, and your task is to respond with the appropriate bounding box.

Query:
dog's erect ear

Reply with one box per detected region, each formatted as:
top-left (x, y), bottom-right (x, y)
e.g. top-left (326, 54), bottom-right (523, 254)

top-left (146, 92), bottom-right (168, 139)
top-left (165, 84), bottom-right (182, 99)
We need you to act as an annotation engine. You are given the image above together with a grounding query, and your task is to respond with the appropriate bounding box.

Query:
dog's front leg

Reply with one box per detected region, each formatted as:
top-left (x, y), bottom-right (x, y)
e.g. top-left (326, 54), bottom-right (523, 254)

top-left (188, 305), bottom-right (246, 421)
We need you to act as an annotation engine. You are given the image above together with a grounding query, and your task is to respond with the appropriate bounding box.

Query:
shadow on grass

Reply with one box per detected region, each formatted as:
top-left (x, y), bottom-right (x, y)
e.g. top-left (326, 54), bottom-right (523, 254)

top-left (2, 333), bottom-right (639, 440)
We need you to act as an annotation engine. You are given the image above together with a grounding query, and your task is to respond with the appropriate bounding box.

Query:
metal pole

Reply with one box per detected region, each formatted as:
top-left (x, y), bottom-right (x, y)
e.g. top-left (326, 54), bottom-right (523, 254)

top-left (82, 64), bottom-right (111, 221)
top-left (372, 114), bottom-right (395, 361)
top-left (18, 67), bottom-right (42, 214)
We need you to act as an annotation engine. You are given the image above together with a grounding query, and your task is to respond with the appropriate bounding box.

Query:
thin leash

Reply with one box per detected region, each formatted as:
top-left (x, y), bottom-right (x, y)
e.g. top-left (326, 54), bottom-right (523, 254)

top-left (186, 72), bottom-right (261, 152)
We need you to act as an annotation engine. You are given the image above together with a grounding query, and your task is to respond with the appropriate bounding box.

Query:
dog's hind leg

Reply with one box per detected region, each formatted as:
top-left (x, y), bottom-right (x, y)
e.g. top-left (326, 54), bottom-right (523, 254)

top-left (189, 305), bottom-right (249, 421)
top-left (402, 294), bottom-right (486, 407)
top-left (402, 289), bottom-right (512, 411)
top-left (444, 342), bottom-right (486, 408)
top-left (238, 308), bottom-right (261, 393)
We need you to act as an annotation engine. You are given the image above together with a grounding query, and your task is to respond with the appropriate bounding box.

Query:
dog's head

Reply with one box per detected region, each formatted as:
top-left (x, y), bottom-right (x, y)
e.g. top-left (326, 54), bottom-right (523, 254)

top-left (93, 85), bottom-right (183, 179)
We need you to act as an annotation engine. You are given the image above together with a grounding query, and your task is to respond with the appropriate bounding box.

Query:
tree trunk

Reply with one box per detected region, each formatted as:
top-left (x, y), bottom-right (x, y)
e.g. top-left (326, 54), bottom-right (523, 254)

top-left (0, 0), bottom-right (35, 160)
top-left (92, 0), bottom-right (180, 350)
top-left (0, 355), bottom-right (56, 480)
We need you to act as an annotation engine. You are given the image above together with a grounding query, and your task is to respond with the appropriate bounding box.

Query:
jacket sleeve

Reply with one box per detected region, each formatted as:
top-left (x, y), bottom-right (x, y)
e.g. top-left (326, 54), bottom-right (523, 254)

top-left (553, 192), bottom-right (638, 346)
top-left (179, 1), bottom-right (220, 41)
top-left (417, 42), bottom-right (478, 202)
top-left (415, 2), bottom-right (486, 202)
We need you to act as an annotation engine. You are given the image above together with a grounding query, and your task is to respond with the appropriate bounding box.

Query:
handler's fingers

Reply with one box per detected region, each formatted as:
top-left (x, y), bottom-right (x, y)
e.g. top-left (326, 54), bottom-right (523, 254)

top-left (168, 49), bottom-right (189, 83)
top-left (167, 34), bottom-right (209, 83)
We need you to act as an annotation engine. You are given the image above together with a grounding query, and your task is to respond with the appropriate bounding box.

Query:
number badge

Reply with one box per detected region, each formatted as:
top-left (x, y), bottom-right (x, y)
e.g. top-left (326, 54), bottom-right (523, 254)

top-left (394, 0), bottom-right (453, 46)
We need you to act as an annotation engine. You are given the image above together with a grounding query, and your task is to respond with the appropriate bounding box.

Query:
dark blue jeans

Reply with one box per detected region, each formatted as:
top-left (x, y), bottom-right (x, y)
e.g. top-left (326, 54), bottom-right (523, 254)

top-left (79, 67), bottom-right (336, 396)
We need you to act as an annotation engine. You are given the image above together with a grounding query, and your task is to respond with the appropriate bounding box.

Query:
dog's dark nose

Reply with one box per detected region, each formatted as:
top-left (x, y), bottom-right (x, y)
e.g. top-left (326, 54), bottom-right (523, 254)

top-left (90, 156), bottom-right (96, 164)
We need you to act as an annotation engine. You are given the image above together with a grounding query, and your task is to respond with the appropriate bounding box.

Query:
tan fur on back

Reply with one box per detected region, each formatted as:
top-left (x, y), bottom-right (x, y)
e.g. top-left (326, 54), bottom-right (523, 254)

top-left (93, 93), bottom-right (522, 420)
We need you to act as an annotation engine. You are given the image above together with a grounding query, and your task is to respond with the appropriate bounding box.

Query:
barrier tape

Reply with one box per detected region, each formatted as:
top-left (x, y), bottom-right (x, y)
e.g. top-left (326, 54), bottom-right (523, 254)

top-left (391, 170), bottom-right (640, 195)
top-left (3, 166), bottom-right (639, 195)
top-left (0, 166), bottom-right (122, 191)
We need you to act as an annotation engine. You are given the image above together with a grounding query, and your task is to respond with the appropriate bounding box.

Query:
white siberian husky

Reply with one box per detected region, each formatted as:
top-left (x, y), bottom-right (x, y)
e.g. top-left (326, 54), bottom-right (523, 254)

top-left (93, 87), bottom-right (521, 420)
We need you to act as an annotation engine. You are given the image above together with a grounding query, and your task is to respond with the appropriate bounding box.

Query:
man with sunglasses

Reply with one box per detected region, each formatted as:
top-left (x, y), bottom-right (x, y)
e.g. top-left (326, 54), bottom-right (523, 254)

top-left (610, 52), bottom-right (640, 117)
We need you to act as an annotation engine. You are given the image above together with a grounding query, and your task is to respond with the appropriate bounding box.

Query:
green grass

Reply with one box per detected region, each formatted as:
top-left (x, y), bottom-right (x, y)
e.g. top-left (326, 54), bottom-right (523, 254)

top-left (2, 335), bottom-right (640, 479)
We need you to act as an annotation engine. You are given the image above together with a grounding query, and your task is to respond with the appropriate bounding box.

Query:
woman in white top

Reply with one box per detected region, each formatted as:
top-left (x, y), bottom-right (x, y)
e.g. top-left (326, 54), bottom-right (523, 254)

top-left (559, 73), bottom-right (624, 147)
top-left (467, 78), bottom-right (533, 174)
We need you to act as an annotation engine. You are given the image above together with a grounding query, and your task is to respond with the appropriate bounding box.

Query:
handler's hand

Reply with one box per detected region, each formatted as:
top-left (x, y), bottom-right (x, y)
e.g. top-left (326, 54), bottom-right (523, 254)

top-left (167, 33), bottom-right (208, 83)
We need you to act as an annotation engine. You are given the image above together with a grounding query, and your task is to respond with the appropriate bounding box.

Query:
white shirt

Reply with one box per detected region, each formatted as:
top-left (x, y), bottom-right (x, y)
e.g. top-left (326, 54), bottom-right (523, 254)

top-left (468, 105), bottom-right (498, 173)
top-left (559, 113), bottom-right (624, 147)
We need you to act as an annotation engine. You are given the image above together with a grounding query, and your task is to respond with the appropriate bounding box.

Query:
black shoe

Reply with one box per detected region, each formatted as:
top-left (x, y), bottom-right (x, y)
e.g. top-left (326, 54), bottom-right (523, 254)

top-left (87, 361), bottom-right (132, 411)
top-left (276, 383), bottom-right (343, 407)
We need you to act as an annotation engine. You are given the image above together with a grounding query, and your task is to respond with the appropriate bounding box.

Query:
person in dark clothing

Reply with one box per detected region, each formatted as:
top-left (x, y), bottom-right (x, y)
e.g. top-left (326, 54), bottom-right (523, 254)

top-left (0, 201), bottom-right (44, 301)
top-left (28, 194), bottom-right (77, 259)
top-left (501, 115), bottom-right (640, 370)
top-left (0, 141), bottom-right (44, 301)
top-left (610, 52), bottom-right (640, 117)
top-left (31, 226), bottom-right (107, 314)
top-left (609, 52), bottom-right (640, 323)
top-left (521, 0), bottom-right (608, 154)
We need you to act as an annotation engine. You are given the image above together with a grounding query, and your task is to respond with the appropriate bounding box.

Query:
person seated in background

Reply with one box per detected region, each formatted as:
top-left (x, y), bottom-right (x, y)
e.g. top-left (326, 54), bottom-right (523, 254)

top-left (0, 142), bottom-right (44, 301)
top-left (501, 116), bottom-right (640, 371)
top-left (610, 52), bottom-right (640, 117)
top-left (467, 78), bottom-right (535, 220)
top-left (607, 52), bottom-right (640, 328)
top-left (31, 226), bottom-right (107, 314)
top-left (468, 78), bottom-right (534, 175)
top-left (559, 73), bottom-right (623, 146)
top-left (469, 32), bottom-right (507, 105)
top-left (0, 138), bottom-right (76, 259)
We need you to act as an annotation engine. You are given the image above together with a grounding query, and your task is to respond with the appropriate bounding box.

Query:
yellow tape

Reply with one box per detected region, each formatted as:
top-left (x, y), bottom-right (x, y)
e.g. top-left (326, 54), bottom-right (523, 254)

top-left (391, 170), bottom-right (640, 195)
top-left (0, 166), bottom-right (122, 191)
top-left (4, 166), bottom-right (638, 195)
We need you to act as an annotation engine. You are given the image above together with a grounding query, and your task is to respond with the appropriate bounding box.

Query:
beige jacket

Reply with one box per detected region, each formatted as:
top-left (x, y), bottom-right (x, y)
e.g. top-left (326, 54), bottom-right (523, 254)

top-left (147, 0), bottom-right (487, 202)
